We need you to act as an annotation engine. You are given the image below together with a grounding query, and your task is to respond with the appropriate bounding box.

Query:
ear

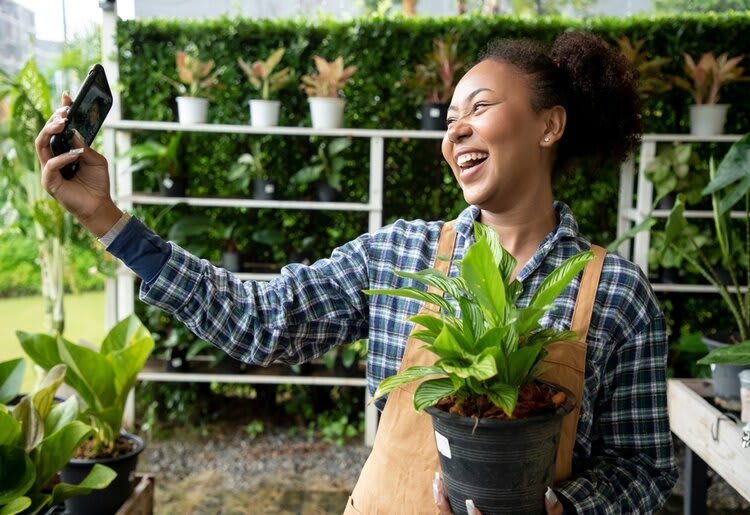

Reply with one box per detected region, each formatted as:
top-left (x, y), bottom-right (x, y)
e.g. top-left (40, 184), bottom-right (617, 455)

top-left (540, 106), bottom-right (566, 147)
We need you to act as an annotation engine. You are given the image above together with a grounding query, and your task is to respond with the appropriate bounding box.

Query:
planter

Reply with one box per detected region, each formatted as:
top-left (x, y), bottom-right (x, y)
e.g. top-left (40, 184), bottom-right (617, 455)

top-left (159, 175), bottom-right (186, 197)
top-left (420, 102), bottom-right (449, 131)
top-left (61, 432), bottom-right (145, 515)
top-left (314, 180), bottom-right (339, 202)
top-left (308, 97), bottom-right (345, 129)
top-left (249, 99), bottom-right (281, 127)
top-left (426, 386), bottom-right (574, 515)
top-left (252, 178), bottom-right (276, 200)
top-left (702, 335), bottom-right (750, 411)
top-left (222, 250), bottom-right (241, 272)
top-left (689, 104), bottom-right (729, 136)
top-left (176, 96), bottom-right (208, 124)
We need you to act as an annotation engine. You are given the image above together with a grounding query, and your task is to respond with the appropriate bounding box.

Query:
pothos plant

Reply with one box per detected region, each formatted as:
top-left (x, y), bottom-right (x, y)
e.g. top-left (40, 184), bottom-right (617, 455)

top-left (366, 222), bottom-right (593, 417)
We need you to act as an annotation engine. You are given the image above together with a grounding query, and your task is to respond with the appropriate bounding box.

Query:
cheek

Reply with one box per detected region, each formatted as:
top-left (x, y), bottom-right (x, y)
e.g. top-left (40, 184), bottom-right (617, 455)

top-left (441, 136), bottom-right (452, 165)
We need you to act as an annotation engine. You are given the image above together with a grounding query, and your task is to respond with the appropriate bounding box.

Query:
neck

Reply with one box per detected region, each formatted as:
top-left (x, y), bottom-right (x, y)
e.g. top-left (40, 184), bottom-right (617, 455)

top-left (478, 199), bottom-right (557, 276)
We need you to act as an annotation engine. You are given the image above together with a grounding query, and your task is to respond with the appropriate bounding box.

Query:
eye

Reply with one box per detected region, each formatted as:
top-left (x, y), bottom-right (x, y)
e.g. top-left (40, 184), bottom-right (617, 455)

top-left (446, 118), bottom-right (457, 127)
top-left (472, 102), bottom-right (488, 113)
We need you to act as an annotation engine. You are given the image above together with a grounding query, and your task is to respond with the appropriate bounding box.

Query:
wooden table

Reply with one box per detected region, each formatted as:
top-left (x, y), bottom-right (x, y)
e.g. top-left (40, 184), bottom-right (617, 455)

top-left (667, 379), bottom-right (750, 514)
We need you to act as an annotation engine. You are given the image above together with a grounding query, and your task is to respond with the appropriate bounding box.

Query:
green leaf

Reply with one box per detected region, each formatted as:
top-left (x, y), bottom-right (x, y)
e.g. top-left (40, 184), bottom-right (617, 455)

top-left (459, 296), bottom-right (484, 347)
top-left (697, 341), bottom-right (750, 365)
top-left (12, 397), bottom-right (43, 453)
top-left (0, 409), bottom-right (21, 447)
top-left (462, 235), bottom-right (506, 326)
top-left (703, 133), bottom-right (750, 215)
top-left (29, 364), bottom-right (66, 420)
top-left (16, 332), bottom-right (62, 372)
top-left (372, 366), bottom-right (445, 400)
top-left (413, 378), bottom-right (456, 412)
top-left (0, 358), bottom-right (25, 404)
top-left (327, 137), bottom-right (351, 155)
top-left (56, 338), bottom-right (115, 412)
top-left (441, 348), bottom-right (497, 381)
top-left (507, 343), bottom-right (545, 385)
top-left (36, 421), bottom-right (94, 491)
top-left (0, 445), bottom-right (35, 504)
top-left (431, 324), bottom-right (468, 361)
top-left (486, 382), bottom-right (518, 417)
top-left (407, 314), bottom-right (444, 335)
top-left (524, 251), bottom-right (594, 333)
top-left (396, 268), bottom-right (463, 300)
top-left (410, 330), bottom-right (437, 345)
top-left (0, 496), bottom-right (32, 515)
top-left (50, 464), bottom-right (117, 506)
top-left (44, 396), bottom-right (80, 437)
top-left (364, 287), bottom-right (453, 314)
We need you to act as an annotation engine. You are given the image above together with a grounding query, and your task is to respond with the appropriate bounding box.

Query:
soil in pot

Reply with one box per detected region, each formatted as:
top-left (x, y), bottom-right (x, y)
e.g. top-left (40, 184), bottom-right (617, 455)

top-left (62, 433), bottom-right (145, 515)
top-left (429, 382), bottom-right (574, 515)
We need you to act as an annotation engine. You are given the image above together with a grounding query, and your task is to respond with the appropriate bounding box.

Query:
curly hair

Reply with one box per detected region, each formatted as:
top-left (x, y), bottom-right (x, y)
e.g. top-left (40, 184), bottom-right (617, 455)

top-left (478, 31), bottom-right (642, 177)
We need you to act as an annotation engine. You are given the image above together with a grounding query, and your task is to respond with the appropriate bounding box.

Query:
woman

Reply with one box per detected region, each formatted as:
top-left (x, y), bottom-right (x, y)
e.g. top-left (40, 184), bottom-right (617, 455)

top-left (36, 31), bottom-right (676, 514)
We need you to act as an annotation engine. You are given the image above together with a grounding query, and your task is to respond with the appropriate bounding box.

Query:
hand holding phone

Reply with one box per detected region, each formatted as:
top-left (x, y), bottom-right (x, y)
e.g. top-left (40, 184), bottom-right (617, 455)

top-left (50, 64), bottom-right (113, 179)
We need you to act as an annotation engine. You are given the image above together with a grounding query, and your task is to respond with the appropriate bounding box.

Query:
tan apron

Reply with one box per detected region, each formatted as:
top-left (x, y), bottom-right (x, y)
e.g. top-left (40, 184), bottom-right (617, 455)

top-left (345, 221), bottom-right (606, 514)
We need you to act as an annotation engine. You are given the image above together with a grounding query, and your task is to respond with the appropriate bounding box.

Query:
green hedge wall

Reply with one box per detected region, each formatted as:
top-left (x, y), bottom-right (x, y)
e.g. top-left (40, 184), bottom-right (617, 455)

top-left (116, 14), bottom-right (749, 344)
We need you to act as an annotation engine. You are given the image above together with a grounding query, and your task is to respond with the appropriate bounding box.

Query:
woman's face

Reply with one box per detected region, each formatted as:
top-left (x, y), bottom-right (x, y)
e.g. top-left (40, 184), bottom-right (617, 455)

top-left (441, 60), bottom-right (552, 213)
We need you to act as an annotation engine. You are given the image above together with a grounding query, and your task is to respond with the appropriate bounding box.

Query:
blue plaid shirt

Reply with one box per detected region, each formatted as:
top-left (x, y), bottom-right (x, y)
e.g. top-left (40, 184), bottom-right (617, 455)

top-left (116, 201), bottom-right (677, 513)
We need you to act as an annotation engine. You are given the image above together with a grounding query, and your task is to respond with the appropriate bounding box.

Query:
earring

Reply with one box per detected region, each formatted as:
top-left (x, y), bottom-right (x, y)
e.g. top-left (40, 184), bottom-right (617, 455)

top-left (543, 136), bottom-right (550, 142)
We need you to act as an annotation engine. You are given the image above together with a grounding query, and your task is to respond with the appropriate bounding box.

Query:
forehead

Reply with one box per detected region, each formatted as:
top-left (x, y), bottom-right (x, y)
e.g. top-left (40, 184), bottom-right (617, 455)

top-left (451, 60), bottom-right (531, 102)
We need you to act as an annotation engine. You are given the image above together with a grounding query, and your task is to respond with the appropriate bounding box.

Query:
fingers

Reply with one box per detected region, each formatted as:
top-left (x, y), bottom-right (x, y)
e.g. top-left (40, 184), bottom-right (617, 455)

top-left (36, 93), bottom-right (74, 167)
top-left (41, 149), bottom-right (83, 196)
top-left (544, 487), bottom-right (564, 515)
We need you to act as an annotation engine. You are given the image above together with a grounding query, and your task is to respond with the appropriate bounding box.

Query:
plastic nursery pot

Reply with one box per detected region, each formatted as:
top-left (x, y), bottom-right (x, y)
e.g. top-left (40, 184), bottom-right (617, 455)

top-left (176, 96), bottom-right (209, 124)
top-left (249, 99), bottom-right (281, 127)
top-left (308, 97), bottom-right (345, 129)
top-left (420, 102), bottom-right (448, 131)
top-left (252, 178), bottom-right (276, 200)
top-left (159, 175), bottom-right (186, 197)
top-left (703, 334), bottom-right (750, 411)
top-left (426, 387), bottom-right (575, 515)
top-left (689, 104), bottom-right (729, 136)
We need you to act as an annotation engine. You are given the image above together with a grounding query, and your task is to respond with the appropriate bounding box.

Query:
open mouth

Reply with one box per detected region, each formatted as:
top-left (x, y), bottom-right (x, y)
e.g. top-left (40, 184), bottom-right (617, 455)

top-left (456, 152), bottom-right (488, 173)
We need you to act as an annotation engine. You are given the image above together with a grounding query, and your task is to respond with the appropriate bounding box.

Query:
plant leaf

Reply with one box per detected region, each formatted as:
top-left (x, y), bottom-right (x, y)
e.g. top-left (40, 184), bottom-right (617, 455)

top-left (12, 396), bottom-right (43, 453)
top-left (462, 234), bottom-right (506, 326)
top-left (0, 408), bottom-right (21, 447)
top-left (486, 382), bottom-right (518, 417)
top-left (413, 378), bottom-right (456, 412)
top-left (44, 396), bottom-right (79, 437)
top-left (395, 268), bottom-right (462, 300)
top-left (0, 445), bottom-right (35, 505)
top-left (35, 421), bottom-right (94, 491)
top-left (697, 341), bottom-right (750, 365)
top-left (0, 496), bottom-right (32, 515)
top-left (364, 287), bottom-right (453, 314)
top-left (0, 358), bottom-right (25, 404)
top-left (50, 464), bottom-right (116, 506)
top-left (372, 365), bottom-right (445, 400)
top-left (703, 133), bottom-right (750, 215)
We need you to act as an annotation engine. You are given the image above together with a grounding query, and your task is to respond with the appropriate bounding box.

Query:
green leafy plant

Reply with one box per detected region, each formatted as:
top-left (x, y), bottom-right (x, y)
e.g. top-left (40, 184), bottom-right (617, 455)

top-left (166, 48), bottom-right (223, 98)
top-left (674, 51), bottom-right (748, 105)
top-left (17, 315), bottom-right (155, 457)
top-left (228, 141), bottom-right (271, 188)
top-left (616, 36), bottom-right (672, 102)
top-left (365, 222), bottom-right (593, 417)
top-left (644, 143), bottom-right (706, 206)
top-left (300, 56), bottom-right (357, 99)
top-left (290, 137), bottom-right (351, 192)
top-left (120, 133), bottom-right (185, 179)
top-left (0, 361), bottom-right (116, 515)
top-left (659, 134), bottom-right (750, 362)
top-left (238, 48), bottom-right (293, 100)
top-left (406, 31), bottom-right (465, 104)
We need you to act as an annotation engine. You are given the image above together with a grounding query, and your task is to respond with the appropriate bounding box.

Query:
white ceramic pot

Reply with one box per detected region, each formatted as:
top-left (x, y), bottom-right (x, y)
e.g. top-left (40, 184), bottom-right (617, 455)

top-left (249, 99), bottom-right (281, 127)
top-left (176, 96), bottom-right (209, 124)
top-left (689, 104), bottom-right (729, 136)
top-left (308, 97), bottom-right (345, 129)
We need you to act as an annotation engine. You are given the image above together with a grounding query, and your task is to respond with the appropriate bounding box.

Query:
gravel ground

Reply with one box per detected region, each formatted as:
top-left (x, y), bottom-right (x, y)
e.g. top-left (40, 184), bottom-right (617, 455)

top-left (136, 426), bottom-right (748, 514)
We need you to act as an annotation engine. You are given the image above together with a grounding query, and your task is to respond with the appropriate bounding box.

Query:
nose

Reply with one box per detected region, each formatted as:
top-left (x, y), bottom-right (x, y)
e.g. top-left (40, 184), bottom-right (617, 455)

top-left (446, 117), bottom-right (471, 144)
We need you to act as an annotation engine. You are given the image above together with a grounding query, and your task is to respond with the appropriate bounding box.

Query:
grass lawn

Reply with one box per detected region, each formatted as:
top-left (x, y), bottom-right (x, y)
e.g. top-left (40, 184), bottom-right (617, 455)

top-left (0, 290), bottom-right (106, 392)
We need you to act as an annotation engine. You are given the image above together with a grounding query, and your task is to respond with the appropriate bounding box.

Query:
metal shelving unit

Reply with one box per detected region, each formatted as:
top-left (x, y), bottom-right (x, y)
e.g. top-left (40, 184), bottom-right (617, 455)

top-left (104, 119), bottom-right (445, 446)
top-left (616, 133), bottom-right (744, 292)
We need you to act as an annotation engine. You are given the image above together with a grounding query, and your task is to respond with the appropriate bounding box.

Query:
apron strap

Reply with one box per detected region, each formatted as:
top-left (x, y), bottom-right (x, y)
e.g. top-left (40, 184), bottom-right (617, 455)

top-left (570, 245), bottom-right (607, 339)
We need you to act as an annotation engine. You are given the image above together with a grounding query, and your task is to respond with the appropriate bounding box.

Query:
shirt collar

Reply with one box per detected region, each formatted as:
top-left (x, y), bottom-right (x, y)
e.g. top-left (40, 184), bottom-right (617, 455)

top-left (450, 201), bottom-right (582, 280)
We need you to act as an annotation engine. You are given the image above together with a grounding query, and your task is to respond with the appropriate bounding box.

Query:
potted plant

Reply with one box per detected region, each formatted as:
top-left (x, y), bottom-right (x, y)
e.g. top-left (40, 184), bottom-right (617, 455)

top-left (659, 132), bottom-right (750, 409)
top-left (616, 36), bottom-right (672, 103)
top-left (238, 47), bottom-right (293, 127)
top-left (300, 55), bottom-right (357, 129)
top-left (17, 315), bottom-right (155, 515)
top-left (365, 222), bottom-right (593, 513)
top-left (220, 222), bottom-right (241, 272)
top-left (0, 360), bottom-right (116, 515)
top-left (406, 32), bottom-right (464, 130)
top-left (673, 51), bottom-right (748, 135)
top-left (644, 143), bottom-right (705, 209)
top-left (166, 48), bottom-right (223, 124)
top-left (227, 141), bottom-right (275, 200)
top-left (290, 137), bottom-right (351, 201)
top-left (120, 133), bottom-right (187, 197)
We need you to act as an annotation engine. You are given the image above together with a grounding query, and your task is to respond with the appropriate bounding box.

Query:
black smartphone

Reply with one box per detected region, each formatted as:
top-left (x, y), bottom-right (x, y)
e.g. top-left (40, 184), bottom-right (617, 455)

top-left (50, 64), bottom-right (113, 180)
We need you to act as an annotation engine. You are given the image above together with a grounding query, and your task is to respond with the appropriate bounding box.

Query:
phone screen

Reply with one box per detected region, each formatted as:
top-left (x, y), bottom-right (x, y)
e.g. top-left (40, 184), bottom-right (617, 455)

top-left (68, 70), bottom-right (113, 146)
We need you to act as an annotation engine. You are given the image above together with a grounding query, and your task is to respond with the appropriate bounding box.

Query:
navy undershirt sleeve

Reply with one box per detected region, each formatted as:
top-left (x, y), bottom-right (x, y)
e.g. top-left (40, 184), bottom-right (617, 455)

top-left (106, 217), bottom-right (171, 284)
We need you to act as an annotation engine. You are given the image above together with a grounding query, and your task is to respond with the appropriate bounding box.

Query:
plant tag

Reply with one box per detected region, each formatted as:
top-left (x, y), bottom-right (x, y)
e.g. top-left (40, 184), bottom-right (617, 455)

top-left (434, 430), bottom-right (451, 459)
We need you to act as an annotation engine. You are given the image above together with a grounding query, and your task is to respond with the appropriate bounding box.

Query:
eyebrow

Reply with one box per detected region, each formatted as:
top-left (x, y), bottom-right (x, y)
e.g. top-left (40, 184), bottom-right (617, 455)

top-left (447, 88), bottom-right (494, 112)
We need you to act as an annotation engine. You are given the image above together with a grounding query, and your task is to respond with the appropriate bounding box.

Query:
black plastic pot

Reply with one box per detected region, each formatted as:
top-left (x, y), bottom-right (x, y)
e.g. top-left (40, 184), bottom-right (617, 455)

top-left (426, 388), bottom-right (575, 515)
top-left (703, 335), bottom-right (750, 411)
top-left (159, 175), bottom-right (186, 197)
top-left (61, 432), bottom-right (145, 515)
top-left (166, 345), bottom-right (190, 372)
top-left (420, 103), bottom-right (448, 130)
top-left (252, 178), bottom-right (276, 200)
top-left (315, 180), bottom-right (340, 202)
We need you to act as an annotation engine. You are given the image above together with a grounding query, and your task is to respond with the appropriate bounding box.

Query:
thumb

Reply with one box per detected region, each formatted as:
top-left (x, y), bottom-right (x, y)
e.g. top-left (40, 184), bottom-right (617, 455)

top-left (544, 487), bottom-right (564, 515)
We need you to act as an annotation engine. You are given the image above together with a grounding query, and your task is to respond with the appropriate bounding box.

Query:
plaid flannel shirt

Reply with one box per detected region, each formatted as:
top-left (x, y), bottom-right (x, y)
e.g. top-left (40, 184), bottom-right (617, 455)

top-left (140, 201), bottom-right (677, 513)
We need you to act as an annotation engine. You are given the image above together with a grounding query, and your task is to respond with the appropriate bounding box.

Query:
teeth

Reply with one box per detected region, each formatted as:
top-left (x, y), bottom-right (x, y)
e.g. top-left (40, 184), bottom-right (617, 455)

top-left (456, 152), bottom-right (488, 167)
